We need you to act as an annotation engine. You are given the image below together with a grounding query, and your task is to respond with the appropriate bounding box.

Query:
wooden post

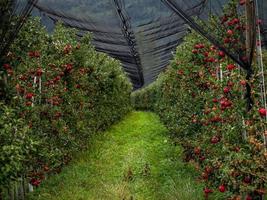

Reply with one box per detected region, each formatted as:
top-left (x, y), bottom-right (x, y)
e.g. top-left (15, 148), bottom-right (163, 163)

top-left (246, 2), bottom-right (265, 199)
top-left (244, 0), bottom-right (256, 111)
top-left (19, 177), bottom-right (25, 200)
top-left (14, 182), bottom-right (18, 200)
top-left (8, 184), bottom-right (14, 200)
top-left (245, 0), bottom-right (256, 60)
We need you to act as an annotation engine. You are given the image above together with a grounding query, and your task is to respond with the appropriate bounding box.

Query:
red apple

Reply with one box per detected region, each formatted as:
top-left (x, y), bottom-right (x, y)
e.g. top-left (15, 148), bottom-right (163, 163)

top-left (246, 195), bottom-right (252, 200)
top-left (243, 176), bottom-right (251, 184)
top-left (227, 30), bottom-right (234, 36)
top-left (224, 38), bottom-right (231, 44)
top-left (36, 68), bottom-right (43, 77)
top-left (223, 87), bottom-right (230, 94)
top-left (258, 108), bottom-right (267, 117)
top-left (226, 64), bottom-right (236, 71)
top-left (25, 101), bottom-right (32, 106)
top-left (240, 80), bottom-right (246, 86)
top-left (192, 49), bottom-right (198, 54)
top-left (218, 51), bottom-right (225, 57)
top-left (240, 0), bottom-right (246, 6)
top-left (204, 188), bottom-right (213, 194)
top-left (218, 185), bottom-right (226, 193)
top-left (211, 136), bottom-right (220, 144)
top-left (25, 93), bottom-right (34, 99)
top-left (194, 147), bottom-right (201, 155)
top-left (3, 63), bottom-right (11, 70)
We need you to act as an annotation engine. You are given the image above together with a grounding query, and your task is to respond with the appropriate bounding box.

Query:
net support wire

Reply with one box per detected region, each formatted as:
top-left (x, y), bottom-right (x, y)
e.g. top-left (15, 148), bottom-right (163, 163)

top-left (255, 0), bottom-right (267, 150)
top-left (113, 0), bottom-right (144, 89)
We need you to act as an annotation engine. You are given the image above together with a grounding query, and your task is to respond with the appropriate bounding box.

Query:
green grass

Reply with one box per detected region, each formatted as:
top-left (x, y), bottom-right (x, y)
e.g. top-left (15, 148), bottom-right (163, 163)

top-left (28, 111), bottom-right (204, 200)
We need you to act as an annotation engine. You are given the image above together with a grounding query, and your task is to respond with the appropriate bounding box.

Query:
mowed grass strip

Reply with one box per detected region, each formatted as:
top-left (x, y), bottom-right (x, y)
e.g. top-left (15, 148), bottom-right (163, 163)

top-left (28, 111), bottom-right (204, 200)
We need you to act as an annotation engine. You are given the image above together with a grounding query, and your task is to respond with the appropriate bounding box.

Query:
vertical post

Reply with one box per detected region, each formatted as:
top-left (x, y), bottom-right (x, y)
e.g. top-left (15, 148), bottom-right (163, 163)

top-left (18, 177), bottom-right (25, 200)
top-left (28, 183), bottom-right (33, 193)
top-left (22, 176), bottom-right (27, 199)
top-left (255, 0), bottom-right (267, 150)
top-left (244, 0), bottom-right (256, 111)
top-left (8, 184), bottom-right (14, 200)
top-left (245, 0), bottom-right (256, 60)
top-left (219, 64), bottom-right (223, 82)
top-left (245, 2), bottom-right (264, 199)
top-left (15, 181), bottom-right (18, 200)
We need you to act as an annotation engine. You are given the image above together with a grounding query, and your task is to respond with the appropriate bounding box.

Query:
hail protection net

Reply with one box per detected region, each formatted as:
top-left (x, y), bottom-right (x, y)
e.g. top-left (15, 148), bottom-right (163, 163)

top-left (161, 0), bottom-right (267, 111)
top-left (32, 0), bottom-right (144, 89)
top-left (30, 0), bottom-right (206, 89)
top-left (162, 0), bottom-right (267, 71)
top-left (0, 0), bottom-right (37, 59)
top-left (27, 0), bottom-right (266, 89)
top-left (130, 0), bottom-right (205, 87)
top-left (258, 0), bottom-right (267, 48)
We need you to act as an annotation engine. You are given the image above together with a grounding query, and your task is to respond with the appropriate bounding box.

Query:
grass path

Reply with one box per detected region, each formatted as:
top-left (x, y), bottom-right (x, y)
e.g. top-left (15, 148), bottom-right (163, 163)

top-left (29, 111), bottom-right (204, 200)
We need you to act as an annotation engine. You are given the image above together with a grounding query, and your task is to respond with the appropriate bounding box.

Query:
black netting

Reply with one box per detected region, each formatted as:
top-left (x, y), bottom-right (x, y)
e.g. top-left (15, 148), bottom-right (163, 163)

top-left (32, 0), bottom-right (144, 89)
top-left (162, 0), bottom-right (254, 70)
top-left (258, 0), bottom-right (267, 48)
top-left (26, 0), bottom-right (266, 89)
top-left (161, 0), bottom-right (267, 110)
top-left (30, 0), bottom-right (205, 88)
top-left (132, 0), bottom-right (205, 85)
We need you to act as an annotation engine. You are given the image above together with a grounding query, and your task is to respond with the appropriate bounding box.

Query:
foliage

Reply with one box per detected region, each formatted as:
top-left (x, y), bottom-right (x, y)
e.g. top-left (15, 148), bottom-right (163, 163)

top-left (0, 103), bottom-right (37, 186)
top-left (132, 1), bottom-right (267, 199)
top-left (131, 79), bottom-right (161, 111)
top-left (0, 17), bottom-right (132, 189)
top-left (0, 0), bottom-right (16, 54)
top-left (0, 0), bottom-right (15, 100)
